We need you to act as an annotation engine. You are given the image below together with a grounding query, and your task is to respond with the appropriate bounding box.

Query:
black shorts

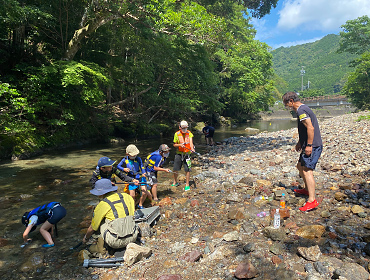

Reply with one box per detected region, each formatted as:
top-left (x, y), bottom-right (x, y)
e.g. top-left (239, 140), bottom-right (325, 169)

top-left (48, 205), bottom-right (67, 224)
top-left (173, 154), bottom-right (191, 172)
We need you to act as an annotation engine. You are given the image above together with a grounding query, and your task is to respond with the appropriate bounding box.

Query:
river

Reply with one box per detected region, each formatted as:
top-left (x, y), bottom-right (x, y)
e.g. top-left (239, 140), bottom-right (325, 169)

top-left (0, 118), bottom-right (298, 279)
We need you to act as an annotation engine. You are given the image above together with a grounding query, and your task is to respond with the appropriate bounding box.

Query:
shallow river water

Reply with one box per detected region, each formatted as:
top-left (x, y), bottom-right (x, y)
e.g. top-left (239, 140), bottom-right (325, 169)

top-left (0, 118), bottom-right (297, 279)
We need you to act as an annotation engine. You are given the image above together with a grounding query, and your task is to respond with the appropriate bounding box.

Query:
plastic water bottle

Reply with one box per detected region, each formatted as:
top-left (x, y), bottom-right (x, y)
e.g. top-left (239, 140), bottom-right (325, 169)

top-left (280, 193), bottom-right (286, 208)
top-left (273, 209), bottom-right (280, 229)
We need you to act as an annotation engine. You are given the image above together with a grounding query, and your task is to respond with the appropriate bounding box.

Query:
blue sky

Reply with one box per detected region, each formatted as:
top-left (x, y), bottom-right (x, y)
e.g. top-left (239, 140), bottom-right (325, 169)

top-left (250, 0), bottom-right (370, 49)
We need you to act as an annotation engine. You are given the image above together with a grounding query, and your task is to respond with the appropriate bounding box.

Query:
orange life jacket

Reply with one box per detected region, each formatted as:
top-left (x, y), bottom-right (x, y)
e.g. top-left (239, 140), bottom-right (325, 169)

top-left (176, 130), bottom-right (191, 154)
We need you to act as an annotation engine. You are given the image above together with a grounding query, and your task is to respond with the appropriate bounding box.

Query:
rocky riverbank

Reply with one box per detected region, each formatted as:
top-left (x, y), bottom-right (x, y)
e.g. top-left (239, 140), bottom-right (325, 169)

top-left (77, 111), bottom-right (369, 280)
top-left (12, 111), bottom-right (370, 280)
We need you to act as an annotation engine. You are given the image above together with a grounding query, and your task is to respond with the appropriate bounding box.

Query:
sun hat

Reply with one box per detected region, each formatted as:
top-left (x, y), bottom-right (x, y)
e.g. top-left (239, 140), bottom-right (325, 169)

top-left (180, 120), bottom-right (188, 128)
top-left (158, 144), bottom-right (171, 152)
top-left (97, 156), bottom-right (116, 168)
top-left (90, 179), bottom-right (118, 196)
top-left (126, 144), bottom-right (140, 156)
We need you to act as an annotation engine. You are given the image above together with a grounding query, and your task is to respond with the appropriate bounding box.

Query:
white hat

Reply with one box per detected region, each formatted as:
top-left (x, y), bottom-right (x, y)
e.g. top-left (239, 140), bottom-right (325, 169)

top-left (126, 144), bottom-right (140, 156)
top-left (180, 120), bottom-right (188, 128)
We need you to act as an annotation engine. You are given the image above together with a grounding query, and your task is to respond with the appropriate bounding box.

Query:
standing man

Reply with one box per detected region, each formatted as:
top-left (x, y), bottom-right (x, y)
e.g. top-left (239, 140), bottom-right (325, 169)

top-left (202, 121), bottom-right (215, 146)
top-left (172, 120), bottom-right (195, 191)
top-left (283, 92), bottom-right (323, 212)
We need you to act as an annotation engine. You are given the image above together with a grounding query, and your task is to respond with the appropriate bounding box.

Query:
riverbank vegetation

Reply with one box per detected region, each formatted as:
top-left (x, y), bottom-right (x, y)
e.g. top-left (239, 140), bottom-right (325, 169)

top-left (0, 0), bottom-right (279, 159)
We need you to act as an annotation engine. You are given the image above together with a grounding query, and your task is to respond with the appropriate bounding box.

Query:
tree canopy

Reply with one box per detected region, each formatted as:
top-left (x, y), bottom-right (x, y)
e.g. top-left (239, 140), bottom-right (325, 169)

top-left (0, 0), bottom-right (278, 159)
top-left (338, 16), bottom-right (370, 110)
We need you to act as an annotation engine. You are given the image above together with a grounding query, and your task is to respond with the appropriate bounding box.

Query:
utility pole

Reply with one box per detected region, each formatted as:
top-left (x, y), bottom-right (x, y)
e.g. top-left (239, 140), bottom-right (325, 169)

top-left (300, 66), bottom-right (305, 91)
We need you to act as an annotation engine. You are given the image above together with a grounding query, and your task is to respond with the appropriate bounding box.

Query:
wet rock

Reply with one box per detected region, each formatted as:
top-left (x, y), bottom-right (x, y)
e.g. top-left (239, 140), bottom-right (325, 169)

top-left (124, 243), bottom-right (152, 266)
top-left (0, 238), bottom-right (9, 247)
top-left (296, 225), bottom-right (325, 239)
top-left (20, 252), bottom-right (44, 272)
top-left (20, 194), bottom-right (33, 200)
top-left (234, 260), bottom-right (257, 279)
top-left (297, 245), bottom-right (321, 261)
top-left (244, 127), bottom-right (260, 134)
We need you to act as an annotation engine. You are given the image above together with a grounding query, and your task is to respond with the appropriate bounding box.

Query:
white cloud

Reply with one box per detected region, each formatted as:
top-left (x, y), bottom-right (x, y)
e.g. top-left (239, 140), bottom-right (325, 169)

top-left (278, 0), bottom-right (370, 31)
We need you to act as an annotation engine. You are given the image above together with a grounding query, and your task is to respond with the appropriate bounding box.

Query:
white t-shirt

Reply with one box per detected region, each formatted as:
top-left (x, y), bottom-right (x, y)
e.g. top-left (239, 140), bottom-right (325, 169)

top-left (28, 215), bottom-right (38, 227)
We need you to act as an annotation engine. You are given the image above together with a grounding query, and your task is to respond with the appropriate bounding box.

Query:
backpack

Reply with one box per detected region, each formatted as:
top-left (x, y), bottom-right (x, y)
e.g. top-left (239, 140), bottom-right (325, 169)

top-left (100, 193), bottom-right (138, 249)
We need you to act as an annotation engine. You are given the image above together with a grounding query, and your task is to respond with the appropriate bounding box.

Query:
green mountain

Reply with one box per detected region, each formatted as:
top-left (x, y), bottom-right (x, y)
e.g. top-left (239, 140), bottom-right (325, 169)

top-left (271, 34), bottom-right (358, 95)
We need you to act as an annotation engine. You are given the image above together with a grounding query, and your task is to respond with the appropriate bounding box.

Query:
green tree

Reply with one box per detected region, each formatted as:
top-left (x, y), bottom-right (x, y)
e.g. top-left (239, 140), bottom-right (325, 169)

top-left (338, 16), bottom-right (370, 109)
top-left (343, 52), bottom-right (370, 110)
top-left (338, 16), bottom-right (370, 55)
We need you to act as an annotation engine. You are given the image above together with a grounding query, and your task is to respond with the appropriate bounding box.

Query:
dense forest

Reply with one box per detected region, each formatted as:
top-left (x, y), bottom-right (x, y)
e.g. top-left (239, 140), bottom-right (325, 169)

top-left (1, 1), bottom-right (369, 160)
top-left (0, 0), bottom-right (279, 159)
top-left (271, 34), bottom-right (358, 96)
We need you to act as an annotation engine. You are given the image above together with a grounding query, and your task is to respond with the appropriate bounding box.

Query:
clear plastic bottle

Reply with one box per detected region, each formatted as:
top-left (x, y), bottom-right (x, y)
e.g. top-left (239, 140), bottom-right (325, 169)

top-left (280, 193), bottom-right (286, 208)
top-left (273, 209), bottom-right (280, 229)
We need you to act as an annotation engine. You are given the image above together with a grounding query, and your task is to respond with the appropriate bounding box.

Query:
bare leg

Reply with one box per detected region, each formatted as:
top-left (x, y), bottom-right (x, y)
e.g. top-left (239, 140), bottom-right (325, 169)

top-left (152, 183), bottom-right (158, 200)
top-left (173, 172), bottom-right (178, 185)
top-left (138, 188), bottom-right (147, 207)
top-left (185, 171), bottom-right (190, 186)
top-left (302, 167), bottom-right (316, 202)
top-left (40, 221), bottom-right (54, 245)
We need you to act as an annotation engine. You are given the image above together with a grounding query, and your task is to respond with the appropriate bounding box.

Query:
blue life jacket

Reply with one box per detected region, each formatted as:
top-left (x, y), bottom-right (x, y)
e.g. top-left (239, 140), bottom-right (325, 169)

top-left (27, 202), bottom-right (60, 225)
top-left (119, 156), bottom-right (144, 179)
top-left (144, 150), bottom-right (165, 172)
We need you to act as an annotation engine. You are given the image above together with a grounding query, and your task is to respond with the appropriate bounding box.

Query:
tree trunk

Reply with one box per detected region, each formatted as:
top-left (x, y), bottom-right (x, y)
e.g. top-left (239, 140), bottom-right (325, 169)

top-left (63, 16), bottom-right (116, 61)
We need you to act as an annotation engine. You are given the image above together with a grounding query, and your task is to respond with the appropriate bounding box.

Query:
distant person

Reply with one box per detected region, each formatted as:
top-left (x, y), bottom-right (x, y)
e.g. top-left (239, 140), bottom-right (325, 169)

top-left (117, 144), bottom-right (151, 209)
top-left (172, 120), bottom-right (195, 191)
top-left (144, 144), bottom-right (172, 202)
top-left (22, 202), bottom-right (66, 247)
top-left (82, 179), bottom-right (138, 255)
top-left (89, 156), bottom-right (139, 188)
top-left (202, 121), bottom-right (215, 146)
top-left (282, 91), bottom-right (323, 212)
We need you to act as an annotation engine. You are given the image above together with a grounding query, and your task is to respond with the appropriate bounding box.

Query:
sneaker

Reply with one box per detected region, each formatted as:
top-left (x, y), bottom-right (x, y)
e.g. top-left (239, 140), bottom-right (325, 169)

top-left (184, 186), bottom-right (190, 191)
top-left (171, 183), bottom-right (180, 187)
top-left (42, 243), bottom-right (55, 248)
top-left (137, 205), bottom-right (145, 209)
top-left (299, 199), bottom-right (319, 212)
top-left (294, 188), bottom-right (309, 196)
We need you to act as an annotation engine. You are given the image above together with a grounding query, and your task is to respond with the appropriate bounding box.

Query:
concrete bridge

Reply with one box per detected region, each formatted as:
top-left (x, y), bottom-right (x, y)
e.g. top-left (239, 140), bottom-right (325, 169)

top-left (301, 95), bottom-right (351, 108)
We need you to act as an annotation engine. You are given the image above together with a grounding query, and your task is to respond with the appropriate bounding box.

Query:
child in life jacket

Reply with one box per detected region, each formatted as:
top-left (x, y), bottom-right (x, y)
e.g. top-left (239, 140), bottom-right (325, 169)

top-left (21, 202), bottom-right (66, 247)
top-left (117, 144), bottom-right (151, 209)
